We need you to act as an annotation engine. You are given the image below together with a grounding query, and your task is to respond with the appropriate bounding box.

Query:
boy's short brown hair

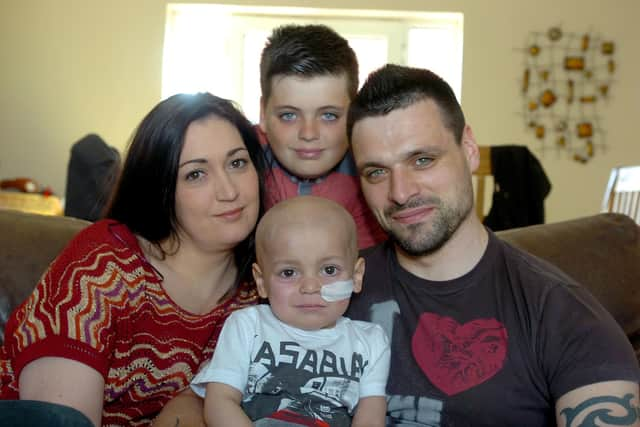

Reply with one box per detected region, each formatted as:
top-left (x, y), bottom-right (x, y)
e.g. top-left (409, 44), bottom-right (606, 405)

top-left (259, 24), bottom-right (359, 103)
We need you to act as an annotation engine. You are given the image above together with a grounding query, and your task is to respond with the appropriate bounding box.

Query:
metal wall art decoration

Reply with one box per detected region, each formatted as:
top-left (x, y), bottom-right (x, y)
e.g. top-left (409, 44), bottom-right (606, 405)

top-left (521, 27), bottom-right (616, 163)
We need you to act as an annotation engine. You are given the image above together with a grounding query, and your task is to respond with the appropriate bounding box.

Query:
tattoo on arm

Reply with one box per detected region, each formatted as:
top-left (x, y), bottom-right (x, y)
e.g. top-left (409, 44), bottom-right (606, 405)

top-left (561, 394), bottom-right (639, 426)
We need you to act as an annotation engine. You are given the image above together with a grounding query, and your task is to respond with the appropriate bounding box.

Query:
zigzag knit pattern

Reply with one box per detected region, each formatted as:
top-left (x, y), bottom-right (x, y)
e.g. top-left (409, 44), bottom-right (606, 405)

top-left (0, 220), bottom-right (258, 426)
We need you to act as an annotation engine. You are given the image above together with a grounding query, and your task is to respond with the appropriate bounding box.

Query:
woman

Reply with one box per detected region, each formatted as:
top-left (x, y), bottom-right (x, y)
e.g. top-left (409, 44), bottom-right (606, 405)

top-left (0, 93), bottom-right (266, 426)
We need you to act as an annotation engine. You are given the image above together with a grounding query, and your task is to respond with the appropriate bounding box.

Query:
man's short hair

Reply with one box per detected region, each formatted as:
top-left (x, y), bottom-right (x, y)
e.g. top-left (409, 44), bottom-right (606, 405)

top-left (259, 24), bottom-right (359, 103)
top-left (347, 64), bottom-right (465, 144)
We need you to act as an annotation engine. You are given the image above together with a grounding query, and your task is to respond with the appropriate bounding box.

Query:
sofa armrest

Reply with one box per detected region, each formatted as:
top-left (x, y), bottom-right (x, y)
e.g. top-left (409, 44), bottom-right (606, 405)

top-left (496, 213), bottom-right (640, 336)
top-left (0, 210), bottom-right (90, 345)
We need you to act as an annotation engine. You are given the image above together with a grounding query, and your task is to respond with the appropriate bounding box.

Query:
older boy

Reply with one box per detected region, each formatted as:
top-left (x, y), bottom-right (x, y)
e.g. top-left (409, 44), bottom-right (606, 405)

top-left (191, 196), bottom-right (390, 427)
top-left (257, 24), bottom-right (386, 249)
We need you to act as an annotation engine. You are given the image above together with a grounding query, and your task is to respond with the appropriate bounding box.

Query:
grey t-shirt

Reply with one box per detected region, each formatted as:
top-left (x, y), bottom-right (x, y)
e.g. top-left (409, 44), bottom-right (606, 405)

top-left (346, 233), bottom-right (639, 426)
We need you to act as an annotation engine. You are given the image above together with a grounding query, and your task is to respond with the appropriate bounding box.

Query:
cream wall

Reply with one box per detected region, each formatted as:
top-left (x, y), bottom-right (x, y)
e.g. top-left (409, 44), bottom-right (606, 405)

top-left (1, 0), bottom-right (638, 222)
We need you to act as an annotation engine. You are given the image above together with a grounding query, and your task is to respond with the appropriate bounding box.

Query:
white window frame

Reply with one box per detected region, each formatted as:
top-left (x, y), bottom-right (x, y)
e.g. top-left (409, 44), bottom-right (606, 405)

top-left (162, 4), bottom-right (464, 123)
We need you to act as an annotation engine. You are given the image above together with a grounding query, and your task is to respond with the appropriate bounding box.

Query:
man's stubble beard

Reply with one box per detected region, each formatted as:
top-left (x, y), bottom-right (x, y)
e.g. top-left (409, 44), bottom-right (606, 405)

top-left (386, 189), bottom-right (474, 257)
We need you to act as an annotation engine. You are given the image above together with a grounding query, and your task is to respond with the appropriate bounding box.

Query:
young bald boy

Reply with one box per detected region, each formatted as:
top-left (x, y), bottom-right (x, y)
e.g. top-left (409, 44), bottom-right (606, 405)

top-left (191, 196), bottom-right (390, 427)
top-left (257, 24), bottom-right (387, 249)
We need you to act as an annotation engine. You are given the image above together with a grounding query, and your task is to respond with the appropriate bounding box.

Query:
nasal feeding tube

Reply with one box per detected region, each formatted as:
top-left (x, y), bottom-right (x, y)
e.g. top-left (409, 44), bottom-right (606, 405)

top-left (319, 280), bottom-right (354, 302)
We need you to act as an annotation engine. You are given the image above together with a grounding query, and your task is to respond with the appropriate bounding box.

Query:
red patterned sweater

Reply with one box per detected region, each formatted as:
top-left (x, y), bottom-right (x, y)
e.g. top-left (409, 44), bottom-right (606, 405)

top-left (256, 127), bottom-right (387, 250)
top-left (0, 220), bottom-right (258, 426)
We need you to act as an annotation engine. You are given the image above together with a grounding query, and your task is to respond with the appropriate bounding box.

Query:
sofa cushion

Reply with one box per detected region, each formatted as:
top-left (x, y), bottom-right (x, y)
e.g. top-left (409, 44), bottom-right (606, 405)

top-left (0, 210), bottom-right (90, 345)
top-left (497, 213), bottom-right (640, 336)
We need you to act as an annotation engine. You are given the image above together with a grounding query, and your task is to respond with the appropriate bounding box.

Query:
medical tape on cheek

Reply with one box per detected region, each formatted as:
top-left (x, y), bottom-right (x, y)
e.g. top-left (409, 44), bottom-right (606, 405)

top-left (320, 280), bottom-right (354, 302)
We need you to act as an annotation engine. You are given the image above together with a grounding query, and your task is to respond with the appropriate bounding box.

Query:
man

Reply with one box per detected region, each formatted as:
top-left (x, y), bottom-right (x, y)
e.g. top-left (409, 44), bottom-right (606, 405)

top-left (345, 64), bottom-right (640, 426)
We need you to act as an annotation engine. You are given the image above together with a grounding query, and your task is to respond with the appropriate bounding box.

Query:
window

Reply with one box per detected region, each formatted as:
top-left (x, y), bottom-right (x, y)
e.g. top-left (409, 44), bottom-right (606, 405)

top-left (162, 4), bottom-right (464, 123)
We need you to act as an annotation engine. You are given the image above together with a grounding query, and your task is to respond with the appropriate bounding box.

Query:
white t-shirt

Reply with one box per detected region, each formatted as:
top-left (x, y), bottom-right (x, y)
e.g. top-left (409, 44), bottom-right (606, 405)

top-left (192, 304), bottom-right (390, 425)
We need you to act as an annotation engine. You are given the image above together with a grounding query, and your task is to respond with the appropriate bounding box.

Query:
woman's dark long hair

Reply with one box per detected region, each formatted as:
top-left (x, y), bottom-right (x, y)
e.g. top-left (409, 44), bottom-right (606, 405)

top-left (105, 92), bottom-right (266, 285)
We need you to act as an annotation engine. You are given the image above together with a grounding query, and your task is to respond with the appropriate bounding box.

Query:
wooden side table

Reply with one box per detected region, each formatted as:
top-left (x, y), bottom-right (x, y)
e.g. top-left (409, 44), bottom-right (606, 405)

top-left (0, 191), bottom-right (63, 216)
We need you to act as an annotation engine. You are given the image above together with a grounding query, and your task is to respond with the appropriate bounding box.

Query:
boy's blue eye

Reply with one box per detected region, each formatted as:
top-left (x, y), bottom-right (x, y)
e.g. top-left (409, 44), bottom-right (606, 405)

top-left (279, 112), bottom-right (296, 122)
top-left (321, 112), bottom-right (338, 121)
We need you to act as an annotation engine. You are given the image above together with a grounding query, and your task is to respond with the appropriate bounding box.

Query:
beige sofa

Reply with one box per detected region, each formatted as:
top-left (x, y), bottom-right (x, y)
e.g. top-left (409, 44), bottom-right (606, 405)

top-left (1, 209), bottom-right (639, 358)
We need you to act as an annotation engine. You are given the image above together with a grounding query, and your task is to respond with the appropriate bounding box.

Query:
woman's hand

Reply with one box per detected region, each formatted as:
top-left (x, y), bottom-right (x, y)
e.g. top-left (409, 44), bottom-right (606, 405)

top-left (19, 357), bottom-right (104, 427)
top-left (153, 387), bottom-right (206, 427)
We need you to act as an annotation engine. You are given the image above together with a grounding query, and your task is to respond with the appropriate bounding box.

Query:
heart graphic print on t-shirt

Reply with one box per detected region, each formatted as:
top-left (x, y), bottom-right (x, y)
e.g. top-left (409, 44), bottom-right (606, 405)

top-left (412, 312), bottom-right (508, 396)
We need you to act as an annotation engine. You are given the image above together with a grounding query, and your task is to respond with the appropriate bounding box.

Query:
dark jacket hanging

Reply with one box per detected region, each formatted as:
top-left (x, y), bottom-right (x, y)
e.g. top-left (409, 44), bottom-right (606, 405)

top-left (483, 145), bottom-right (551, 231)
top-left (64, 134), bottom-right (121, 221)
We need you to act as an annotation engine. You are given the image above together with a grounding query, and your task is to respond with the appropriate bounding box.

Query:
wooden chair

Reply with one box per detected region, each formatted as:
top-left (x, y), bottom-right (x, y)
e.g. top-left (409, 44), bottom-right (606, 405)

top-left (474, 145), bottom-right (493, 220)
top-left (602, 165), bottom-right (640, 224)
